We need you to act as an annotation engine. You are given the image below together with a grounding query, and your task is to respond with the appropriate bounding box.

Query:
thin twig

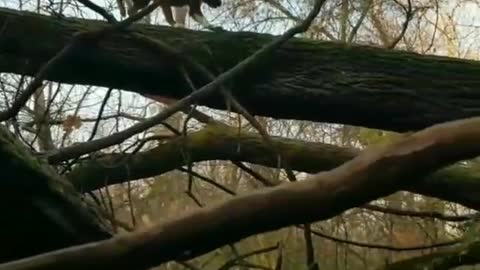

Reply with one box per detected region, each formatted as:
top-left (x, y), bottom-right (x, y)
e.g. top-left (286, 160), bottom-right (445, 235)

top-left (217, 244), bottom-right (279, 270)
top-left (0, 0), bottom-right (159, 123)
top-left (233, 161), bottom-right (277, 187)
top-left (103, 185), bottom-right (117, 233)
top-left (127, 180), bottom-right (136, 227)
top-left (347, 0), bottom-right (372, 43)
top-left (59, 88), bottom-right (114, 174)
top-left (274, 243), bottom-right (283, 270)
top-left (76, 0), bottom-right (117, 23)
top-left (297, 225), bottom-right (460, 251)
top-left (361, 204), bottom-right (477, 222)
top-left (303, 224), bottom-right (319, 270)
top-left (0, 37), bottom-right (78, 122)
top-left (178, 167), bottom-right (236, 196)
top-left (88, 88), bottom-right (114, 141)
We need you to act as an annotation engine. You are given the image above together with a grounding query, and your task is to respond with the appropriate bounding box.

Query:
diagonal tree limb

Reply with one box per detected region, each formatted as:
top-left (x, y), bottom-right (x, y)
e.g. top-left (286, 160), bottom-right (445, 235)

top-left (360, 204), bottom-right (478, 222)
top-left (66, 124), bottom-right (480, 211)
top-left (45, 0), bottom-right (327, 163)
top-left (387, 0), bottom-right (413, 49)
top-left (4, 115), bottom-right (480, 270)
top-left (347, 0), bottom-right (372, 43)
top-left (76, 0), bottom-right (118, 23)
top-left (67, 8), bottom-right (327, 266)
top-left (303, 225), bottom-right (459, 252)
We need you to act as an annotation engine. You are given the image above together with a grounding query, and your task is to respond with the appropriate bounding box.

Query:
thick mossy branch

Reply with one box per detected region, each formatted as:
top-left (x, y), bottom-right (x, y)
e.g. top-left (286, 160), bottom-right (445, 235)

top-left (2, 8), bottom-right (480, 131)
top-left (67, 124), bottom-right (357, 190)
top-left (0, 125), bottom-right (111, 263)
top-left (68, 124), bottom-right (480, 211)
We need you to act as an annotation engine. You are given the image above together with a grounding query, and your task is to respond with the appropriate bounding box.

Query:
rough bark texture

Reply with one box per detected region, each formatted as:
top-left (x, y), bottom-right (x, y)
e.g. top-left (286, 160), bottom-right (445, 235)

top-left (0, 125), bottom-right (112, 263)
top-left (67, 124), bottom-right (480, 211)
top-left (4, 116), bottom-right (480, 270)
top-left (2, 8), bottom-right (480, 132)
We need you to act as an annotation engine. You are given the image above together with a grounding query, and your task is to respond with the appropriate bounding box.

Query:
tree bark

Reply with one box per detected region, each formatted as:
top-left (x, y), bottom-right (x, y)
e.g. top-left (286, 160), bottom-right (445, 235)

top-left (4, 115), bottom-right (480, 270)
top-left (67, 124), bottom-right (480, 211)
top-left (0, 126), bottom-right (111, 263)
top-left (383, 241), bottom-right (480, 270)
top-left (2, 8), bottom-right (480, 132)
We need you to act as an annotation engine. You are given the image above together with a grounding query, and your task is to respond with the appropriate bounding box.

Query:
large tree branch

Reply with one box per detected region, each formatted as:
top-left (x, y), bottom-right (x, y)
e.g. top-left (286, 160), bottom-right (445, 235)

top-left (68, 124), bottom-right (480, 211)
top-left (0, 125), bottom-right (111, 263)
top-left (2, 8), bottom-right (480, 132)
top-left (43, 0), bottom-right (327, 164)
top-left (4, 114), bottom-right (480, 270)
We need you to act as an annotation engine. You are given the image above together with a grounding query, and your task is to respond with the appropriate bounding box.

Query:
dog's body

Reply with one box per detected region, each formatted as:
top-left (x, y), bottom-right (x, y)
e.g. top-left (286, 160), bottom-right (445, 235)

top-left (117, 0), bottom-right (222, 29)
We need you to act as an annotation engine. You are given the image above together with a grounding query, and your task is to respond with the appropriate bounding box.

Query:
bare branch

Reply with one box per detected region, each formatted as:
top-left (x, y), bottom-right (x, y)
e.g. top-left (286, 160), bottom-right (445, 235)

top-left (361, 204), bottom-right (478, 222)
top-left (0, 0), bottom-right (160, 123)
top-left (88, 88), bottom-right (113, 141)
top-left (303, 224), bottom-right (319, 270)
top-left (46, 0), bottom-right (328, 163)
top-left (76, 0), bottom-right (117, 23)
top-left (0, 36), bottom-right (78, 122)
top-left (302, 225), bottom-right (459, 251)
top-left (388, 0), bottom-right (414, 49)
top-left (217, 244), bottom-right (278, 270)
top-left (4, 113), bottom-right (480, 270)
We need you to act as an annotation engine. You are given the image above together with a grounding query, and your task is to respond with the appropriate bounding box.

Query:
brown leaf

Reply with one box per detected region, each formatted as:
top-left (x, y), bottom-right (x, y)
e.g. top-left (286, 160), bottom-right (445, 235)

top-left (62, 115), bottom-right (82, 133)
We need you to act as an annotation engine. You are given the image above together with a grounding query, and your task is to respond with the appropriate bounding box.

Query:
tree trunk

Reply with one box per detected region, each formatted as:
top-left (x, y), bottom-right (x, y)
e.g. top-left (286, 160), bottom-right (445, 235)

top-left (1, 8), bottom-right (480, 132)
top-left (5, 115), bottom-right (480, 270)
top-left (0, 125), bottom-right (111, 263)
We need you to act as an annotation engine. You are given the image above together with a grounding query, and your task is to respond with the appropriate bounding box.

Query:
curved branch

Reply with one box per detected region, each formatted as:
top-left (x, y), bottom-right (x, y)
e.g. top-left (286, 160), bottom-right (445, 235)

top-left (304, 226), bottom-right (459, 251)
top-left (388, 0), bottom-right (413, 49)
top-left (68, 124), bottom-right (480, 210)
top-left (361, 204), bottom-right (477, 222)
top-left (4, 112), bottom-right (480, 270)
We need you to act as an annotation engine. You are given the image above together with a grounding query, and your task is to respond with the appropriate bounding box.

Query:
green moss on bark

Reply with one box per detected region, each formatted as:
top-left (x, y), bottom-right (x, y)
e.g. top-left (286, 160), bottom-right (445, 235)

top-left (0, 125), bottom-right (111, 262)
